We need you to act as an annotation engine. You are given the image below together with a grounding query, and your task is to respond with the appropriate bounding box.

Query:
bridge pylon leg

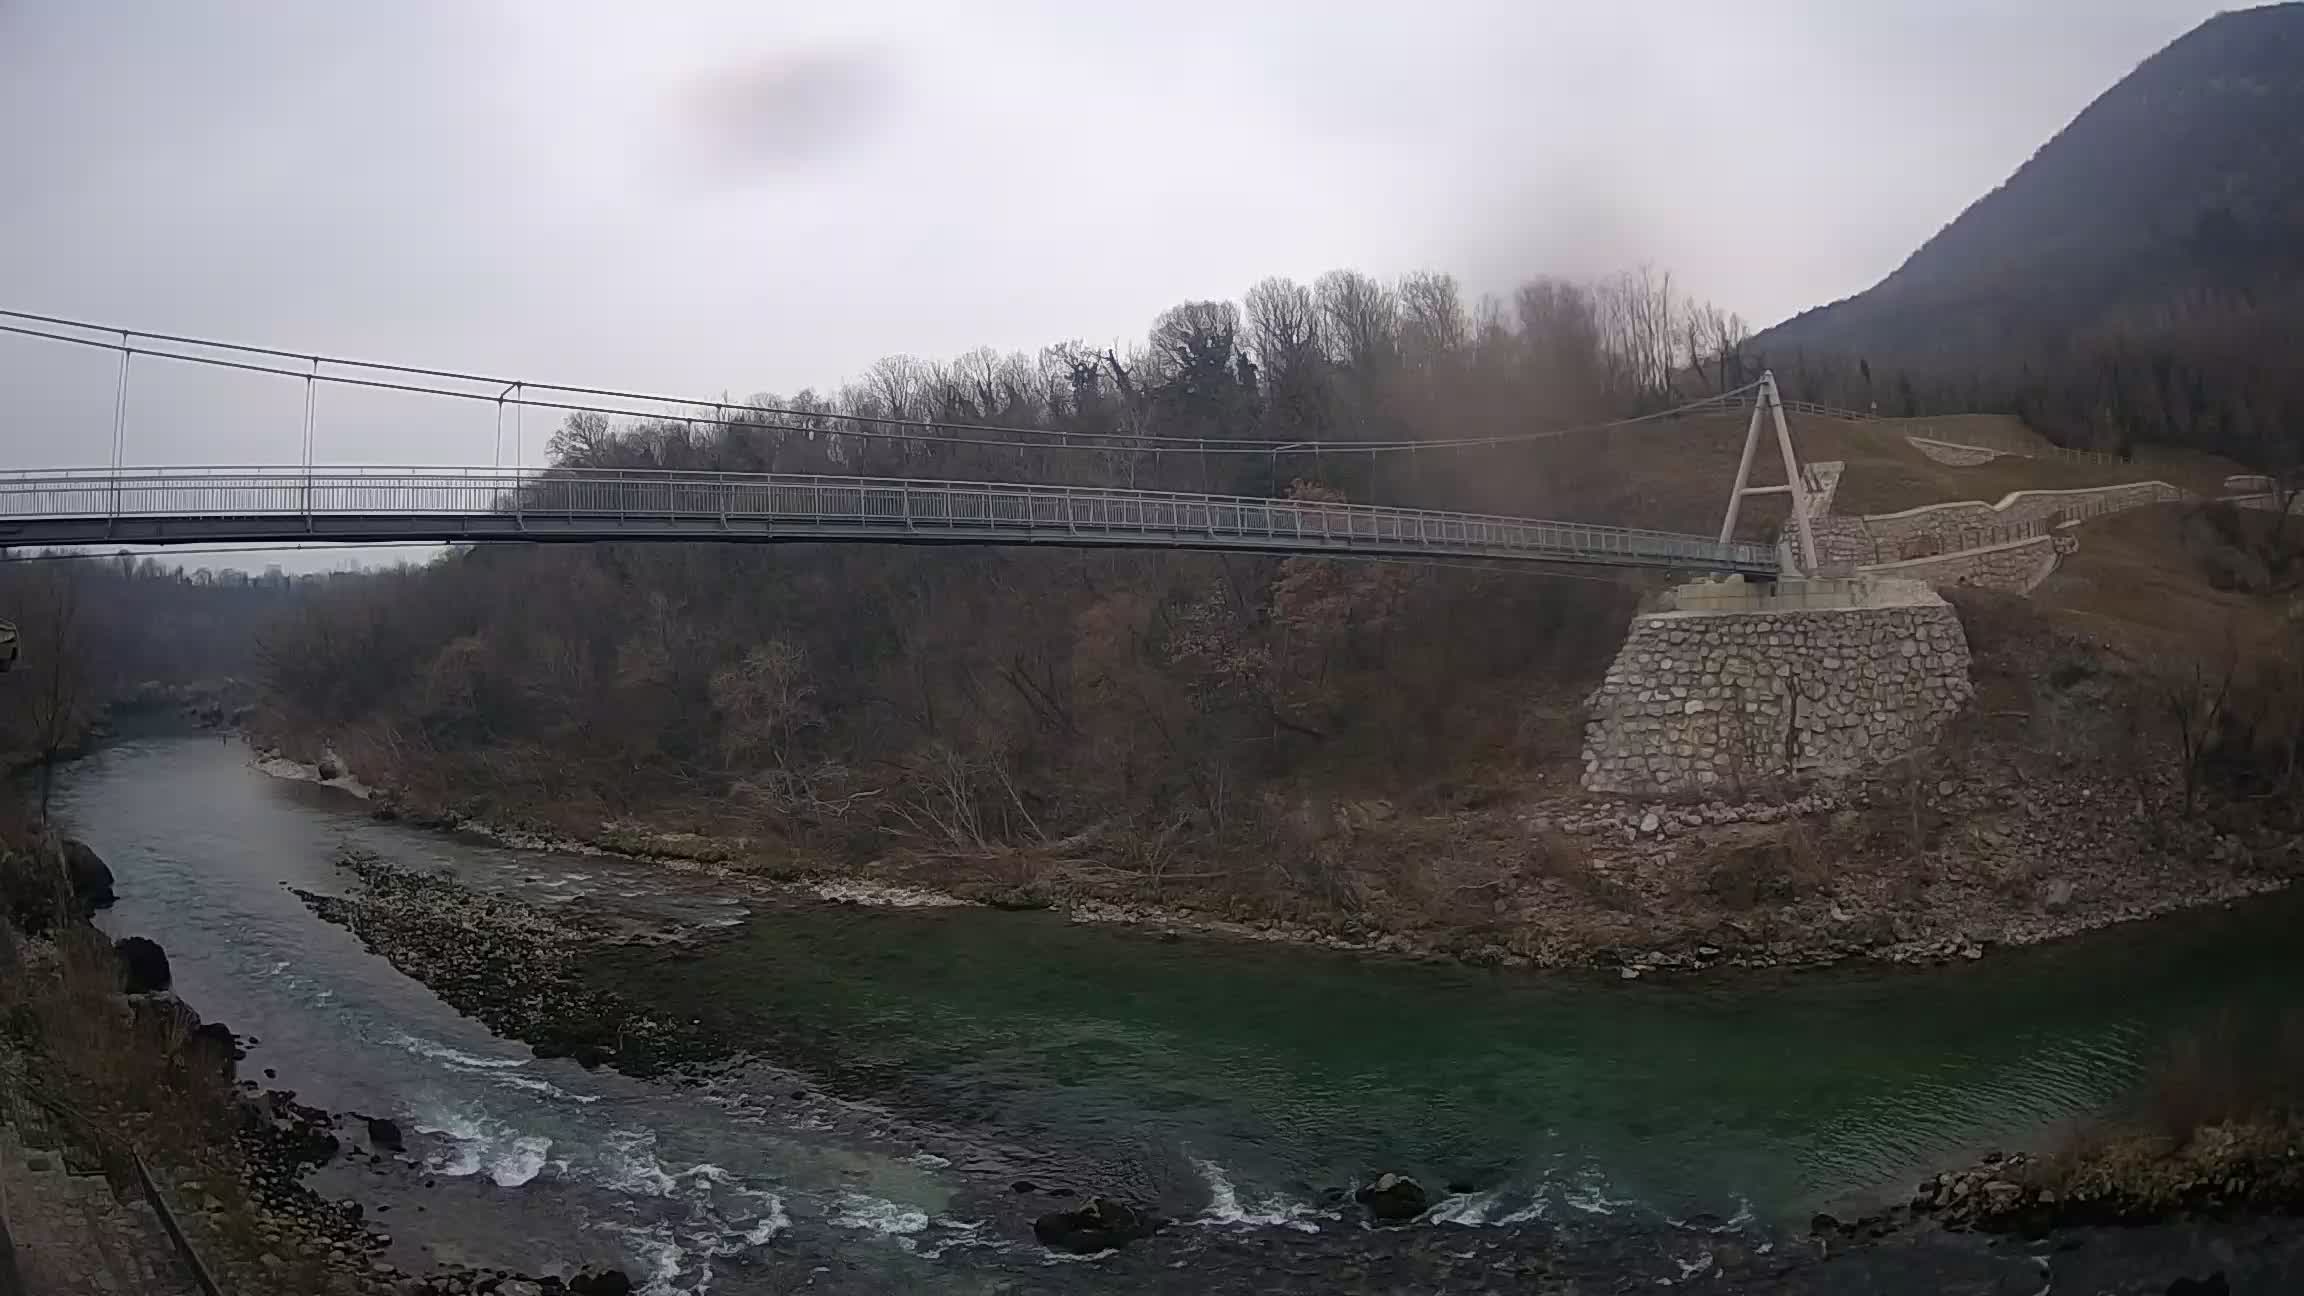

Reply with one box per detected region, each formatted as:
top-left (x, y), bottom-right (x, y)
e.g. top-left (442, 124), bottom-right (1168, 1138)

top-left (1715, 371), bottom-right (1819, 575)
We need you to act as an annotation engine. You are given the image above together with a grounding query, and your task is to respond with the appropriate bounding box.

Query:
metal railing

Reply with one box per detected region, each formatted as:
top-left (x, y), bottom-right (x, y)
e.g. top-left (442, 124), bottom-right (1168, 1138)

top-left (8, 1086), bottom-right (223, 1296)
top-left (1700, 391), bottom-right (1880, 422)
top-left (0, 466), bottom-right (1781, 573)
top-left (1903, 428), bottom-right (2126, 466)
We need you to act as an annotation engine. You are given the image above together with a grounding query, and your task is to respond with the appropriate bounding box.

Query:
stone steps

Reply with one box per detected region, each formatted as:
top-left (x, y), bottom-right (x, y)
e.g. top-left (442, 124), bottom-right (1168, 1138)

top-left (2, 1119), bottom-right (200, 1296)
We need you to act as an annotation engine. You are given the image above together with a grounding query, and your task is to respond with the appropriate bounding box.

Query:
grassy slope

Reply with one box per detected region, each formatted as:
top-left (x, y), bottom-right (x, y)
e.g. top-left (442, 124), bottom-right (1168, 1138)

top-left (1494, 411), bottom-right (2246, 542)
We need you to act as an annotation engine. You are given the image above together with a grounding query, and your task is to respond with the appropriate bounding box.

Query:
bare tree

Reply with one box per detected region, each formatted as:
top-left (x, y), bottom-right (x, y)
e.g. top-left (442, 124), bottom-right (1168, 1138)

top-left (710, 640), bottom-right (823, 779)
top-left (1515, 277), bottom-right (1605, 399)
top-left (1244, 276), bottom-right (1326, 438)
top-left (15, 567), bottom-right (90, 820)
top-left (1396, 271), bottom-right (1470, 373)
top-left (2155, 638), bottom-right (2238, 816)
top-left (1314, 269), bottom-right (1398, 377)
top-left (1243, 277), bottom-right (1323, 384)
top-left (1594, 264), bottom-right (1683, 407)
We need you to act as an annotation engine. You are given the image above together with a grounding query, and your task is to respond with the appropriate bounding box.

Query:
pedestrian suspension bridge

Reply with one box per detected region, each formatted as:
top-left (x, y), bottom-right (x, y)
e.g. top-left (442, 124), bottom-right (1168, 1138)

top-left (0, 311), bottom-right (1821, 576)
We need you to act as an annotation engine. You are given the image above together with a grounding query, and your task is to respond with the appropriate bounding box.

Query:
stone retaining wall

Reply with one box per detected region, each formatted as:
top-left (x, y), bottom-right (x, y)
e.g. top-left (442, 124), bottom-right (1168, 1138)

top-left (1858, 534), bottom-right (2064, 595)
top-left (1860, 482), bottom-right (2183, 552)
top-left (1907, 437), bottom-right (2004, 466)
top-left (1812, 516), bottom-right (1874, 565)
top-left (1582, 587), bottom-right (1972, 797)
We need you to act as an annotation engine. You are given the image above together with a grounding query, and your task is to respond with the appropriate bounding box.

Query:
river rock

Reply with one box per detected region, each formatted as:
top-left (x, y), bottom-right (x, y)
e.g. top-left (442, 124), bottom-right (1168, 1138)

top-left (62, 837), bottom-right (115, 910)
top-left (188, 1021), bottom-right (240, 1074)
top-left (1032, 1197), bottom-right (1159, 1254)
top-left (366, 1118), bottom-right (404, 1151)
top-left (568, 1268), bottom-right (635, 1296)
top-left (1355, 1172), bottom-right (1429, 1224)
top-left (318, 756), bottom-right (344, 781)
top-left (115, 935), bottom-right (173, 993)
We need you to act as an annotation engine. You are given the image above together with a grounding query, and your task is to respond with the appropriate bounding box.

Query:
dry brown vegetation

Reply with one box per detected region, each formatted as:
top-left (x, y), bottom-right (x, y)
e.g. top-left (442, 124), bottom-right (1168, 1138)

top-left (0, 831), bottom-right (342, 1295)
top-left (2017, 1008), bottom-right (2304, 1220)
top-left (0, 832), bottom-right (236, 1163)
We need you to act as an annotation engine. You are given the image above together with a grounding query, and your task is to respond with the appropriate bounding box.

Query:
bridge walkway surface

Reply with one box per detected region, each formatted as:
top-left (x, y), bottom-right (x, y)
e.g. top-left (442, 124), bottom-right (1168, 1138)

top-left (0, 467), bottom-right (1782, 574)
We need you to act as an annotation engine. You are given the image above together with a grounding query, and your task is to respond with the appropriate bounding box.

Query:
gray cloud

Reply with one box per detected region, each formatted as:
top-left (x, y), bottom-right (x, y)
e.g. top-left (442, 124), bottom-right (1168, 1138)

top-left (680, 47), bottom-right (896, 178)
top-left (0, 0), bottom-right (2231, 500)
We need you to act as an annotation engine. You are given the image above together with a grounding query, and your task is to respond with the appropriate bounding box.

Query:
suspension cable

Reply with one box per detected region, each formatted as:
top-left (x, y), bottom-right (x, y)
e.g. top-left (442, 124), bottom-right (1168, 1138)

top-left (0, 309), bottom-right (1764, 459)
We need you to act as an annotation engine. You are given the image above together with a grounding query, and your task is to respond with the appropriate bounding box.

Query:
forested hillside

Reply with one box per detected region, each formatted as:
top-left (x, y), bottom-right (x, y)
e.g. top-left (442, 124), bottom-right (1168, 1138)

top-left (255, 266), bottom-right (1753, 908)
top-left (1753, 3), bottom-right (2304, 467)
top-left (0, 556), bottom-right (288, 767)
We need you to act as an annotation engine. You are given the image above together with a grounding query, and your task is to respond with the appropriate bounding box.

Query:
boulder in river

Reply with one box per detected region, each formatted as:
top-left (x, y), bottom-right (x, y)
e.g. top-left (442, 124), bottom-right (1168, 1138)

top-left (188, 1021), bottom-right (240, 1076)
top-left (115, 935), bottom-right (172, 993)
top-left (366, 1118), bottom-right (404, 1151)
top-left (317, 756), bottom-right (343, 781)
top-left (1355, 1172), bottom-right (1429, 1224)
top-left (569, 1268), bottom-right (635, 1296)
top-left (1032, 1197), bottom-right (1160, 1254)
top-left (62, 838), bottom-right (114, 911)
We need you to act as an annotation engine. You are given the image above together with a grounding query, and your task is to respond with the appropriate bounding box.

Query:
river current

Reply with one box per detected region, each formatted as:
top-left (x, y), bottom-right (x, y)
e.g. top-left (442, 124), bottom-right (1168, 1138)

top-left (57, 736), bottom-right (2303, 1292)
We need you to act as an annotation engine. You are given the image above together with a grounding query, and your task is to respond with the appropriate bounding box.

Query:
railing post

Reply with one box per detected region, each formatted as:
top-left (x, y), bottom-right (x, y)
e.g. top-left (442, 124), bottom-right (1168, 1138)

top-left (301, 355), bottom-right (318, 531)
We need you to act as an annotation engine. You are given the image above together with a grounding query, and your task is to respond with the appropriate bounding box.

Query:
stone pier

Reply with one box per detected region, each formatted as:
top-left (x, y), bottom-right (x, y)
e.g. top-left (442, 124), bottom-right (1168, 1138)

top-left (1581, 576), bottom-right (1973, 797)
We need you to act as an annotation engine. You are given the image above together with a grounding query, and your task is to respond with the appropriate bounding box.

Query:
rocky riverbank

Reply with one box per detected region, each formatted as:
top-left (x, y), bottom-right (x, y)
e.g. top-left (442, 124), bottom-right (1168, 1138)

top-left (259, 741), bottom-right (2298, 986)
top-left (224, 1085), bottom-right (636, 1296)
top-left (0, 832), bottom-right (637, 1296)
top-left (293, 851), bottom-right (721, 1077)
top-left (1909, 1120), bottom-right (2304, 1235)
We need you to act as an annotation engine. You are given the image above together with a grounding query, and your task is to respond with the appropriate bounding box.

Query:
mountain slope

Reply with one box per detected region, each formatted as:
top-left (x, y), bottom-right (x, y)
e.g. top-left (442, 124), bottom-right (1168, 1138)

top-left (1753, 3), bottom-right (2304, 458)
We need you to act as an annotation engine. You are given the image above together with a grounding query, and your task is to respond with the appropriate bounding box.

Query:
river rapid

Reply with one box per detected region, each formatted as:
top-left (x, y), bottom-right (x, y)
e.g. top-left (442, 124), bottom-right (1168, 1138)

top-left (57, 736), bottom-right (2304, 1293)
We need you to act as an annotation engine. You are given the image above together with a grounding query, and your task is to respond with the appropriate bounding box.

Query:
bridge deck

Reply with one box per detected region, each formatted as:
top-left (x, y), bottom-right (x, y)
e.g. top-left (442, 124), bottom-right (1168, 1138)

top-left (0, 468), bottom-right (1779, 573)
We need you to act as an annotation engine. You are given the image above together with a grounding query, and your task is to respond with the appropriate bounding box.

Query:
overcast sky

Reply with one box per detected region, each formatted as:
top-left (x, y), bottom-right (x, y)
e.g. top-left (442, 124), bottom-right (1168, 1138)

top-left (0, 0), bottom-right (2230, 489)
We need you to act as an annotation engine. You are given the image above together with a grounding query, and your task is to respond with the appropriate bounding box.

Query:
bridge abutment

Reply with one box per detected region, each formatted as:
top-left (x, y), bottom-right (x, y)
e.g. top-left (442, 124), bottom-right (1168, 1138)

top-left (1580, 577), bottom-right (1973, 798)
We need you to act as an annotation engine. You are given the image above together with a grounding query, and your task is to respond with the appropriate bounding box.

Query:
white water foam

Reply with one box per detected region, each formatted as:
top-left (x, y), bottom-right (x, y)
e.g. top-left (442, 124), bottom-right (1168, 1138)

top-left (913, 1217), bottom-right (1006, 1262)
top-left (389, 1031), bottom-right (529, 1071)
top-left (1492, 1197), bottom-right (1549, 1226)
top-left (410, 1103), bottom-right (491, 1177)
top-left (1425, 1190), bottom-right (1505, 1226)
top-left (1187, 1156), bottom-right (1325, 1232)
top-left (830, 1191), bottom-right (931, 1236)
top-left (409, 1099), bottom-right (558, 1188)
top-left (810, 879), bottom-right (965, 908)
top-left (604, 1222), bottom-right (686, 1296)
top-left (740, 1195), bottom-right (792, 1246)
top-left (493, 1072), bottom-right (601, 1104)
top-left (1561, 1176), bottom-right (1644, 1217)
top-left (489, 1134), bottom-right (553, 1187)
top-left (593, 1129), bottom-right (681, 1197)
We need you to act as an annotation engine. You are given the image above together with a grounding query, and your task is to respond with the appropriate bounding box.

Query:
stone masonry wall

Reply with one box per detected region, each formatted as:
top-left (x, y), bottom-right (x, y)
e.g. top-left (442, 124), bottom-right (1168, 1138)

top-left (1907, 437), bottom-right (2004, 466)
top-left (1858, 534), bottom-right (2066, 595)
top-left (1582, 597), bottom-right (1973, 797)
top-left (1808, 481), bottom-right (2184, 570)
top-left (1812, 516), bottom-right (1874, 566)
top-left (1859, 481), bottom-right (2183, 553)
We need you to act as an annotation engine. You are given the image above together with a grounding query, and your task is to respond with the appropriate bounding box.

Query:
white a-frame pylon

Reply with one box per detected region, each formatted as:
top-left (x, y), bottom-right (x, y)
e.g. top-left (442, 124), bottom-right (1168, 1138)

top-left (1717, 370), bottom-right (1819, 574)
